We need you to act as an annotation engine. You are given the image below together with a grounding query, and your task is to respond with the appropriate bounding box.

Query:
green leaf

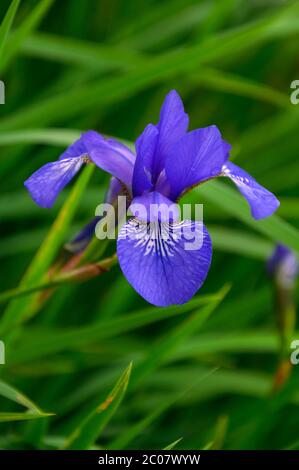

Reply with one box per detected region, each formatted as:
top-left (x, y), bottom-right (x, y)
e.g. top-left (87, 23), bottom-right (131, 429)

top-left (208, 225), bottom-right (273, 260)
top-left (109, 368), bottom-right (216, 450)
top-left (175, 330), bottom-right (279, 359)
top-left (0, 254), bottom-right (117, 305)
top-left (0, 0), bottom-right (55, 73)
top-left (8, 292), bottom-right (222, 365)
top-left (0, 163), bottom-right (95, 335)
top-left (0, 128), bottom-right (81, 147)
top-left (0, 379), bottom-right (43, 412)
top-left (191, 68), bottom-right (289, 109)
top-left (0, 412), bottom-right (51, 423)
top-left (196, 180), bottom-right (299, 255)
top-left (116, 0), bottom-right (211, 51)
top-left (1, 1), bottom-right (299, 131)
top-left (130, 284), bottom-right (230, 388)
top-left (0, 380), bottom-right (53, 422)
top-left (0, 0), bottom-right (20, 63)
top-left (63, 362), bottom-right (132, 450)
top-left (22, 32), bottom-right (144, 70)
top-left (163, 438), bottom-right (183, 450)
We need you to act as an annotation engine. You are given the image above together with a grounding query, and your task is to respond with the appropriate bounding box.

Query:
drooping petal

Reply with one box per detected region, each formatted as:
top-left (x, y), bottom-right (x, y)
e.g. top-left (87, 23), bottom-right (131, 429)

top-left (165, 126), bottom-right (227, 200)
top-left (222, 140), bottom-right (232, 159)
top-left (24, 157), bottom-right (85, 208)
top-left (82, 130), bottom-right (135, 189)
top-left (222, 161), bottom-right (280, 220)
top-left (129, 191), bottom-right (180, 222)
top-left (153, 90), bottom-right (189, 180)
top-left (132, 124), bottom-right (159, 196)
top-left (59, 133), bottom-right (90, 160)
top-left (117, 219), bottom-right (212, 306)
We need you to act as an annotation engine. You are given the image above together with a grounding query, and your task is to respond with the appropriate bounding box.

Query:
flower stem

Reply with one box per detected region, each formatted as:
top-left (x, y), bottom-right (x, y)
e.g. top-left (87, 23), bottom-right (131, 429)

top-left (0, 254), bottom-right (117, 305)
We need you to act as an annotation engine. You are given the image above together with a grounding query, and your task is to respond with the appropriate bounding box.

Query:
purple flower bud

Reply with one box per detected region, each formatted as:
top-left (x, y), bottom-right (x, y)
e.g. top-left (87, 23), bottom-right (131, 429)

top-left (267, 244), bottom-right (298, 287)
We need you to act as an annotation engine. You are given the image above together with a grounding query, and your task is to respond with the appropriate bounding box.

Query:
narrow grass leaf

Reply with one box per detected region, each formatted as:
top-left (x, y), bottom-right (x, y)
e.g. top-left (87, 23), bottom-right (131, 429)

top-left (130, 284), bottom-right (230, 388)
top-left (0, 379), bottom-right (53, 421)
top-left (192, 68), bottom-right (289, 109)
top-left (63, 362), bottom-right (132, 450)
top-left (196, 180), bottom-right (299, 255)
top-left (22, 32), bottom-right (144, 70)
top-left (163, 438), bottom-right (183, 450)
top-left (0, 0), bottom-right (55, 73)
top-left (1, 2), bottom-right (299, 131)
top-left (0, 0), bottom-right (20, 63)
top-left (0, 412), bottom-right (51, 423)
top-left (0, 164), bottom-right (95, 334)
top-left (8, 292), bottom-right (222, 365)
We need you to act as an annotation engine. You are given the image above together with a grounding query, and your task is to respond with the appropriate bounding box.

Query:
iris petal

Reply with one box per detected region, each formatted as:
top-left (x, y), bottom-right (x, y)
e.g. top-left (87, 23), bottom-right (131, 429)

top-left (154, 89), bottom-right (189, 179)
top-left (132, 124), bottom-right (159, 196)
top-left (117, 218), bottom-right (212, 306)
top-left (165, 125), bottom-right (227, 200)
top-left (24, 157), bottom-right (84, 208)
top-left (129, 191), bottom-right (180, 222)
top-left (59, 134), bottom-right (89, 160)
top-left (222, 162), bottom-right (280, 220)
top-left (83, 130), bottom-right (135, 189)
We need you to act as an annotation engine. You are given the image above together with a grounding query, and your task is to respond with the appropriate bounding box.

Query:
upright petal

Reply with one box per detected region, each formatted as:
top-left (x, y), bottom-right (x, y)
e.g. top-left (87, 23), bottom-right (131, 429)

top-left (83, 131), bottom-right (135, 189)
top-left (117, 219), bottom-right (212, 306)
top-left (165, 126), bottom-right (227, 200)
top-left (24, 157), bottom-right (85, 208)
top-left (132, 124), bottom-right (159, 196)
top-left (153, 90), bottom-right (189, 180)
top-left (222, 162), bottom-right (280, 220)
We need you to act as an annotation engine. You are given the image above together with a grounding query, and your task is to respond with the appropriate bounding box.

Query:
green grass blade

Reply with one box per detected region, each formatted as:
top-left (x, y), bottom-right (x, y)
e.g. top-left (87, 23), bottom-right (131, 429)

top-left (175, 331), bottom-right (279, 359)
top-left (0, 412), bottom-right (52, 423)
top-left (207, 225), bottom-right (273, 260)
top-left (191, 68), bottom-right (289, 109)
top-left (163, 438), bottom-right (183, 450)
top-left (0, 0), bottom-right (20, 63)
top-left (8, 293), bottom-right (221, 365)
top-left (0, 128), bottom-right (81, 146)
top-left (196, 180), bottom-right (299, 254)
top-left (0, 379), bottom-right (43, 413)
top-left (0, 379), bottom-right (53, 421)
top-left (63, 362), bottom-right (132, 450)
top-left (1, 2), bottom-right (299, 131)
top-left (109, 369), bottom-right (216, 450)
top-left (131, 284), bottom-right (230, 388)
top-left (22, 32), bottom-right (143, 70)
top-left (0, 164), bottom-right (95, 335)
top-left (0, 254), bottom-right (117, 305)
top-left (0, 0), bottom-right (55, 73)
top-left (117, 1), bottom-right (210, 51)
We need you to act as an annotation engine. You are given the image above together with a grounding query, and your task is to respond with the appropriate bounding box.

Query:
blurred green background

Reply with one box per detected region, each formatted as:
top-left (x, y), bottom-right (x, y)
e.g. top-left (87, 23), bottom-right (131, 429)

top-left (0, 0), bottom-right (299, 450)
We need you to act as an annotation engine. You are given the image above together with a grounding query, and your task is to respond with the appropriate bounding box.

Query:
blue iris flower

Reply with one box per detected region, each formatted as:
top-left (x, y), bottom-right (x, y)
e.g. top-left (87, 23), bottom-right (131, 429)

top-left (25, 90), bottom-right (280, 306)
